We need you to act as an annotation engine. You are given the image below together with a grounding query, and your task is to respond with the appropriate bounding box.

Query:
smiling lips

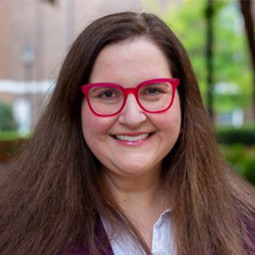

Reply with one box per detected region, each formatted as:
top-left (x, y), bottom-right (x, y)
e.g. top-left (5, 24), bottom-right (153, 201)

top-left (115, 133), bottom-right (149, 142)
top-left (112, 132), bottom-right (154, 143)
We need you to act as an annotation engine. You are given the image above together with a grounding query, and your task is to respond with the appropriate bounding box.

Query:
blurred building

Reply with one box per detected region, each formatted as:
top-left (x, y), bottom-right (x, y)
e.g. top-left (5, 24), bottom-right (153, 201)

top-left (0, 0), bottom-right (143, 81)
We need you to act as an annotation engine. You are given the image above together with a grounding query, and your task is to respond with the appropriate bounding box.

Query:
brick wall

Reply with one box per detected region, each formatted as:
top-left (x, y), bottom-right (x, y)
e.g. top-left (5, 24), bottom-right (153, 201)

top-left (0, 0), bottom-right (143, 82)
top-left (0, 1), bottom-right (12, 79)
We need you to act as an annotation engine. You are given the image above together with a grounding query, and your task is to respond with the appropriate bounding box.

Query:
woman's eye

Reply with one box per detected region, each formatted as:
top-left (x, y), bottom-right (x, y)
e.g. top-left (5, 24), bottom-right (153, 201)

top-left (95, 88), bottom-right (122, 100)
top-left (99, 90), bottom-right (114, 98)
top-left (143, 86), bottom-right (163, 95)
top-left (147, 88), bottom-right (161, 94)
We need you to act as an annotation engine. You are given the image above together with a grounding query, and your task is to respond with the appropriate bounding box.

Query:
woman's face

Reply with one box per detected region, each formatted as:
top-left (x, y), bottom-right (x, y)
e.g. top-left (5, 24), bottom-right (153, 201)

top-left (81, 37), bottom-right (181, 179)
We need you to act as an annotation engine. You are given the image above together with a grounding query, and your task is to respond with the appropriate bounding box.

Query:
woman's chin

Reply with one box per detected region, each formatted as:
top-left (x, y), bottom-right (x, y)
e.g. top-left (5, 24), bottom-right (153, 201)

top-left (105, 160), bottom-right (161, 180)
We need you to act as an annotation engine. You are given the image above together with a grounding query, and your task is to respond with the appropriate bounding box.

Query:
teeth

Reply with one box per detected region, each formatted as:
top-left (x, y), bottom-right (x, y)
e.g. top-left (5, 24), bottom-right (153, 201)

top-left (115, 134), bottom-right (149, 142)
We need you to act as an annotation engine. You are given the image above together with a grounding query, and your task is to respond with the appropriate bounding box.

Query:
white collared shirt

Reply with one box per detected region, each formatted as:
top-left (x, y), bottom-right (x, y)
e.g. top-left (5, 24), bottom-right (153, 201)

top-left (101, 209), bottom-right (176, 255)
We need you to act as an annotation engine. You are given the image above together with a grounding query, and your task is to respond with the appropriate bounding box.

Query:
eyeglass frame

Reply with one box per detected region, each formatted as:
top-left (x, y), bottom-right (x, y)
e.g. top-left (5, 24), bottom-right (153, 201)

top-left (81, 78), bottom-right (180, 117)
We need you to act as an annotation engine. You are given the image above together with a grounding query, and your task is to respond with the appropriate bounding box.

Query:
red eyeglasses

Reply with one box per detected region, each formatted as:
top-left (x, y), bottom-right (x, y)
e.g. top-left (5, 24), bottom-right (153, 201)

top-left (81, 78), bottom-right (180, 117)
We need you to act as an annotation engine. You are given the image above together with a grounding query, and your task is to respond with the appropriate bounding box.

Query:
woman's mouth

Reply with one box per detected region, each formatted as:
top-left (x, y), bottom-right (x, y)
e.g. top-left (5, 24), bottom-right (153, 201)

top-left (111, 132), bottom-right (154, 143)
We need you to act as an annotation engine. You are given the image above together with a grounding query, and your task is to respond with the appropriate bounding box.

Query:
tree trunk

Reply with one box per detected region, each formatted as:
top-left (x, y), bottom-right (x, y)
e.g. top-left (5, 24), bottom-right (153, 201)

top-left (206, 0), bottom-right (214, 122)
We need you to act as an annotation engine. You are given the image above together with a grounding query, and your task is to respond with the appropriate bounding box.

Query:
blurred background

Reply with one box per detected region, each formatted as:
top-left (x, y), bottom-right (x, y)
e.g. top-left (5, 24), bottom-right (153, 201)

top-left (0, 0), bottom-right (254, 184)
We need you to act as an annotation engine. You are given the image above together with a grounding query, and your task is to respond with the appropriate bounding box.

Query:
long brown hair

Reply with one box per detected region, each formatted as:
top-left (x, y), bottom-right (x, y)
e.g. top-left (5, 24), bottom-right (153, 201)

top-left (0, 12), bottom-right (255, 255)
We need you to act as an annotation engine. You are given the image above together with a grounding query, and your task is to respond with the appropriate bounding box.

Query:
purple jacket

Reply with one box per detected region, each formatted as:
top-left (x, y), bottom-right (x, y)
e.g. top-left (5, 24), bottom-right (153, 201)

top-left (67, 216), bottom-right (255, 255)
top-left (244, 218), bottom-right (255, 255)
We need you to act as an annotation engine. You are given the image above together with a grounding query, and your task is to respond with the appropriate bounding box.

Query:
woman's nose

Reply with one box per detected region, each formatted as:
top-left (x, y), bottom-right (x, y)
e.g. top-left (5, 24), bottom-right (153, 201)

top-left (118, 94), bottom-right (147, 127)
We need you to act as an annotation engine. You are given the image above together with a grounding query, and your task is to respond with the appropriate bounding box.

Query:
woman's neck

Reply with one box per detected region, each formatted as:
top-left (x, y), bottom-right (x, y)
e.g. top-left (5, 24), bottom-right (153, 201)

top-left (102, 166), bottom-right (169, 249)
top-left (104, 165), bottom-right (161, 199)
top-left (103, 165), bottom-right (168, 219)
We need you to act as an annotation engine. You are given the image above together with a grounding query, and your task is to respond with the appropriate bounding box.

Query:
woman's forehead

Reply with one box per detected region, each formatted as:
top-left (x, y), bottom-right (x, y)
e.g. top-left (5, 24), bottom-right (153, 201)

top-left (89, 37), bottom-right (172, 85)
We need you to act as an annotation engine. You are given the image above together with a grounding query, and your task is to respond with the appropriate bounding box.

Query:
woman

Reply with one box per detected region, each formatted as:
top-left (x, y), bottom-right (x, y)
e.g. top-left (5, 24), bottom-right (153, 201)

top-left (0, 12), bottom-right (255, 255)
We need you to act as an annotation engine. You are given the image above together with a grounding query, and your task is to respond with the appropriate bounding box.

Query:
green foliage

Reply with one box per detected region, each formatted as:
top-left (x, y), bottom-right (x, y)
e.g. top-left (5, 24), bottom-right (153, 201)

top-left (220, 144), bottom-right (255, 185)
top-left (245, 157), bottom-right (255, 185)
top-left (0, 131), bottom-right (21, 141)
top-left (0, 101), bottom-right (18, 132)
top-left (216, 126), bottom-right (255, 145)
top-left (142, 0), bottom-right (253, 112)
top-left (213, 2), bottom-right (252, 111)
